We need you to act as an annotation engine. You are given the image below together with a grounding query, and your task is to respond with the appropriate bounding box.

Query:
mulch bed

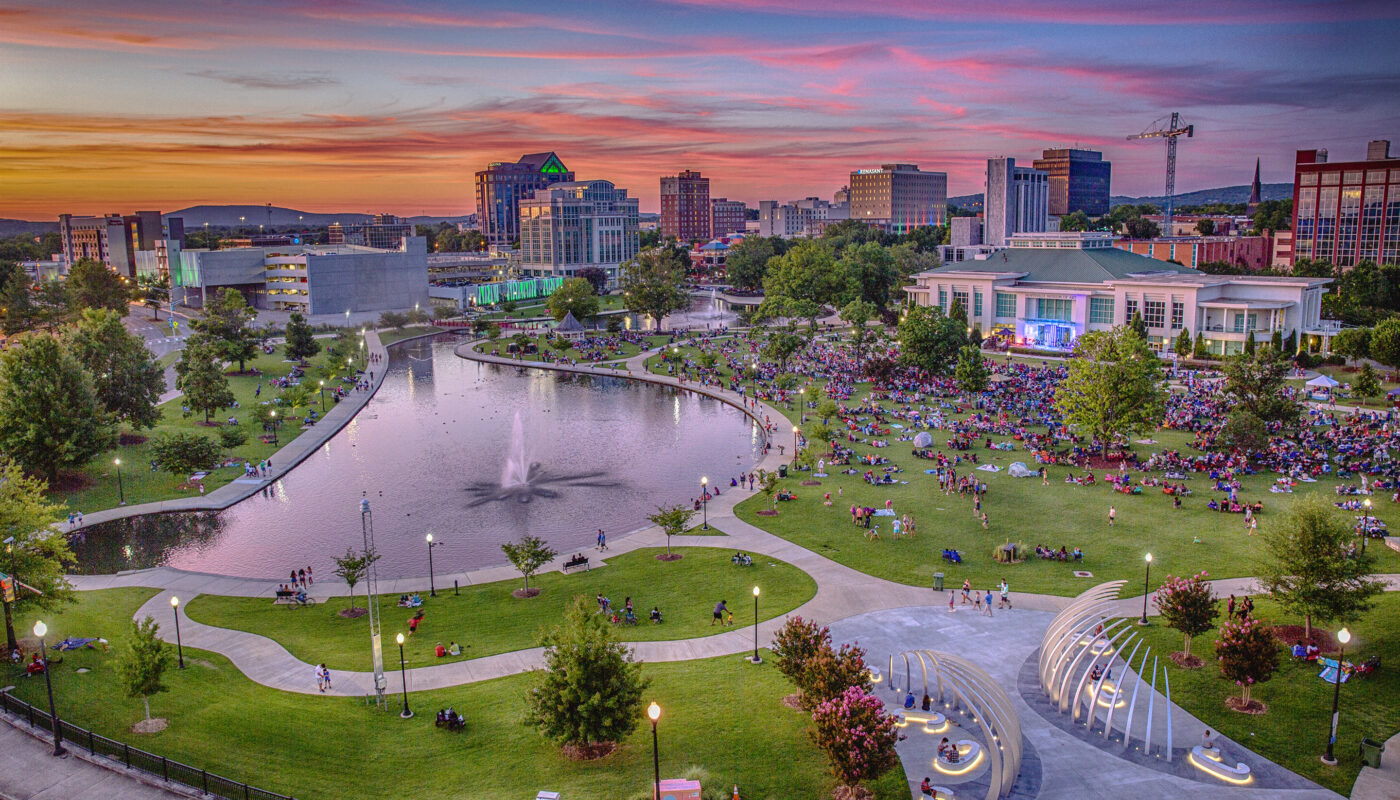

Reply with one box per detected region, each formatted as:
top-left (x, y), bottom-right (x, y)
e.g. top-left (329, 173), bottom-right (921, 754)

top-left (512, 587), bottom-right (541, 598)
top-left (48, 471), bottom-right (93, 492)
top-left (1169, 652), bottom-right (1204, 669)
top-left (781, 693), bottom-right (804, 710)
top-left (832, 786), bottom-right (874, 800)
top-left (756, 509), bottom-right (778, 516)
top-left (118, 433), bottom-right (148, 446)
top-left (656, 553), bottom-right (683, 561)
top-left (338, 608), bottom-right (368, 619)
top-left (561, 741), bottom-right (617, 761)
top-left (1225, 697), bottom-right (1268, 715)
top-left (1273, 625), bottom-right (1340, 652)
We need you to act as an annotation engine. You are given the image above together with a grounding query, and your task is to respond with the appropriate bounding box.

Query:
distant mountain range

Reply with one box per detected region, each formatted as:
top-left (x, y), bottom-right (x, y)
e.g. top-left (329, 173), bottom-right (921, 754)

top-left (165, 205), bottom-right (473, 228)
top-left (948, 183), bottom-right (1292, 213)
top-left (0, 219), bottom-right (59, 237)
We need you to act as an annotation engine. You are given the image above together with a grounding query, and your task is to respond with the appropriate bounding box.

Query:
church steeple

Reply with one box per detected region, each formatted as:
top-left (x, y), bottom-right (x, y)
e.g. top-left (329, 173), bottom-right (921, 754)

top-left (1247, 157), bottom-right (1262, 215)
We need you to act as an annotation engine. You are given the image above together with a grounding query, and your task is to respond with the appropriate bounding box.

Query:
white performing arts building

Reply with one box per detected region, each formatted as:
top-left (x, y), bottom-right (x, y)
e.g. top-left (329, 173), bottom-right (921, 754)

top-left (905, 233), bottom-right (1333, 355)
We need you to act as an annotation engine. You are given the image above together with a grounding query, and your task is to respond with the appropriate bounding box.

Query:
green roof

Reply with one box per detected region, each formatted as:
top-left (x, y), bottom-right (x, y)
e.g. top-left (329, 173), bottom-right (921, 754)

top-left (930, 247), bottom-right (1200, 283)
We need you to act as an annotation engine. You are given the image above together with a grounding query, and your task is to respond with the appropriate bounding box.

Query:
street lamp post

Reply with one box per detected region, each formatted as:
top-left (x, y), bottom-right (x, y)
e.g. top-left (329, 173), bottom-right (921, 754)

top-left (170, 596), bottom-right (185, 669)
top-left (1322, 628), bottom-right (1352, 765)
top-left (1362, 498), bottom-right (1372, 553)
top-left (700, 476), bottom-right (709, 530)
top-left (32, 621), bottom-right (65, 756)
top-left (750, 586), bottom-right (762, 664)
top-left (270, 410), bottom-right (279, 445)
top-left (318, 380), bottom-right (326, 412)
top-left (792, 426), bottom-right (800, 461)
top-left (1140, 553), bottom-right (1153, 624)
top-left (395, 632), bottom-right (412, 718)
top-left (114, 458), bottom-right (125, 505)
top-left (647, 702), bottom-right (661, 800)
top-left (426, 533), bottom-right (438, 597)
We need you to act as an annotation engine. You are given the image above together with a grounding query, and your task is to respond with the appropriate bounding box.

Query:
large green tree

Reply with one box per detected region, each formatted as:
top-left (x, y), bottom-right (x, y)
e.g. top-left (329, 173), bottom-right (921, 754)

top-left (838, 241), bottom-right (900, 309)
top-left (954, 344), bottom-right (989, 393)
top-left (138, 272), bottom-right (169, 321)
top-left (1369, 317), bottom-right (1400, 370)
top-left (620, 248), bottom-right (690, 329)
top-left (0, 262), bottom-right (37, 335)
top-left (524, 597), bottom-right (649, 751)
top-left (0, 335), bottom-right (114, 481)
top-left (897, 304), bottom-right (966, 375)
top-left (501, 534), bottom-right (558, 595)
top-left (725, 236), bottom-right (777, 292)
top-left (1330, 327), bottom-right (1371, 366)
top-left (839, 299), bottom-right (878, 373)
top-left (64, 309), bottom-right (164, 430)
top-left (149, 431), bottom-right (222, 476)
top-left (546, 278), bottom-right (601, 323)
top-left (174, 338), bottom-right (235, 424)
top-left (284, 312), bottom-right (320, 362)
top-left (1055, 326), bottom-right (1165, 446)
top-left (1256, 495), bottom-right (1384, 639)
top-left (762, 240), bottom-right (854, 320)
top-left (1220, 349), bottom-right (1299, 426)
top-left (194, 288), bottom-right (258, 372)
top-left (0, 459), bottom-right (73, 652)
top-left (66, 258), bottom-right (130, 314)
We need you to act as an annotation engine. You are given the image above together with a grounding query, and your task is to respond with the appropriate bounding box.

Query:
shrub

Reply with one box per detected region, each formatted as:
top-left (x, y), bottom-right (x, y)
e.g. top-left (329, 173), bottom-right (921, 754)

top-left (810, 686), bottom-right (900, 792)
top-left (992, 541), bottom-right (1026, 563)
top-left (149, 431), bottom-right (221, 475)
top-left (1153, 572), bottom-right (1217, 659)
top-left (1215, 616), bottom-right (1279, 707)
top-left (218, 424), bottom-right (248, 448)
top-left (800, 641), bottom-right (868, 711)
top-left (771, 616), bottom-right (831, 687)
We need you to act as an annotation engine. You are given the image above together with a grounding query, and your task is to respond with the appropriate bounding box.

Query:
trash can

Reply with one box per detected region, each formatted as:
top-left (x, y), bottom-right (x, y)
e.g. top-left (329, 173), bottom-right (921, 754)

top-left (933, 572), bottom-right (945, 592)
top-left (1361, 737), bottom-right (1385, 769)
top-left (779, 464), bottom-right (788, 478)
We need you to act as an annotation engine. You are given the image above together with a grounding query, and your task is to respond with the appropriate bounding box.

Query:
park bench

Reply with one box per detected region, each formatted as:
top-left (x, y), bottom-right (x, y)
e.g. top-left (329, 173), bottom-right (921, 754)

top-left (561, 554), bottom-right (589, 572)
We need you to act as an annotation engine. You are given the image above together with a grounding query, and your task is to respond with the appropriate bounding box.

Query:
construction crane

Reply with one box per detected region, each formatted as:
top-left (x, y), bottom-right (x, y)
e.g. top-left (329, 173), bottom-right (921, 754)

top-left (1127, 113), bottom-right (1193, 235)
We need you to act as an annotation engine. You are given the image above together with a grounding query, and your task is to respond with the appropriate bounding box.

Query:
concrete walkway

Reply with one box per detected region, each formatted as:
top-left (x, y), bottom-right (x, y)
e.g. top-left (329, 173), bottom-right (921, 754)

top-left (1350, 729), bottom-right (1400, 800)
top-left (0, 717), bottom-right (186, 799)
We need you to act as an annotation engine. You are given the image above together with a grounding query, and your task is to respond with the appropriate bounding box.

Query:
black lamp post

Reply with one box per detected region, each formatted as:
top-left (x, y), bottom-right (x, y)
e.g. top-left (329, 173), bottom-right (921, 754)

top-left (647, 702), bottom-right (661, 800)
top-left (792, 426), bottom-right (800, 461)
top-left (114, 458), bottom-right (125, 506)
top-left (170, 596), bottom-right (185, 669)
top-left (1322, 627), bottom-right (1352, 765)
top-left (1139, 553), bottom-right (1153, 625)
top-left (32, 621), bottom-right (65, 756)
top-left (1362, 498), bottom-right (1372, 553)
top-left (269, 410), bottom-right (279, 445)
top-left (426, 533), bottom-right (438, 597)
top-left (750, 586), bottom-right (762, 664)
top-left (318, 380), bottom-right (326, 412)
top-left (396, 632), bottom-right (412, 718)
top-left (700, 477), bottom-right (709, 530)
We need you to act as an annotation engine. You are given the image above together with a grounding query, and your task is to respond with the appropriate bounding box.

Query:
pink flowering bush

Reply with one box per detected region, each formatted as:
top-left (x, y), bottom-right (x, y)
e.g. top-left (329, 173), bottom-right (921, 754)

top-left (809, 685), bottom-right (900, 791)
top-left (1153, 572), bottom-right (1217, 661)
top-left (1215, 616), bottom-right (1279, 706)
top-left (771, 616), bottom-right (831, 687)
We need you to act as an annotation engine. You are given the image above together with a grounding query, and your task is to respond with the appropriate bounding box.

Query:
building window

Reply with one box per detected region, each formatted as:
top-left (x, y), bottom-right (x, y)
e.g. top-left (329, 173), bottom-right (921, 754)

top-left (1143, 299), bottom-right (1166, 329)
top-left (995, 292), bottom-right (1015, 318)
top-left (1125, 297), bottom-right (1138, 322)
top-left (937, 289), bottom-right (947, 309)
top-left (1035, 298), bottom-right (1072, 321)
top-left (1088, 297), bottom-right (1114, 324)
top-left (952, 289), bottom-right (969, 312)
top-left (1300, 173), bottom-right (1318, 186)
top-left (1171, 300), bottom-right (1184, 330)
top-left (973, 290), bottom-right (983, 318)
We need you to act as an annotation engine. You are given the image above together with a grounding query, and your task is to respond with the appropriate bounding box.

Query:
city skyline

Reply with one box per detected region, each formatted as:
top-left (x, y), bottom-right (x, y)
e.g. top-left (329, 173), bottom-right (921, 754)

top-left (2, 0), bottom-right (1397, 218)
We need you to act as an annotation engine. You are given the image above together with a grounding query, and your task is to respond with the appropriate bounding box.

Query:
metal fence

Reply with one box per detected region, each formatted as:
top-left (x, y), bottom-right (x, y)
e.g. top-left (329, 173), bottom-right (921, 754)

top-left (0, 691), bottom-right (296, 800)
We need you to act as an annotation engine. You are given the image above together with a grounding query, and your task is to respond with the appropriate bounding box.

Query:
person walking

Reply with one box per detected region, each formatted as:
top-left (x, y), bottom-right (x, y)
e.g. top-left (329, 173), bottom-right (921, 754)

top-left (712, 599), bottom-right (728, 626)
top-left (983, 588), bottom-right (994, 616)
top-left (596, 529), bottom-right (607, 551)
top-left (972, 590), bottom-right (982, 613)
top-left (320, 663), bottom-right (331, 692)
top-left (315, 663), bottom-right (325, 692)
top-left (998, 580), bottom-right (1010, 609)
top-left (961, 579), bottom-right (971, 605)
top-left (1108, 505), bottom-right (1116, 526)
top-left (1227, 594), bottom-right (1236, 620)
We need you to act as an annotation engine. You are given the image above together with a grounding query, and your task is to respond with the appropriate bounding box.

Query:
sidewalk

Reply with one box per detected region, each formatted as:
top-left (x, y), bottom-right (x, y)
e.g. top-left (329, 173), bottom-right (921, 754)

top-left (0, 717), bottom-right (185, 800)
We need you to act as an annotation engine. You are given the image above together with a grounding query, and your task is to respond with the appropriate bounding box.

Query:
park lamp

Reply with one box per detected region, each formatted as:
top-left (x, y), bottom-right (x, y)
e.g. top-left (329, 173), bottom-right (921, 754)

top-left (426, 533), bottom-right (433, 544)
top-left (396, 632), bottom-right (405, 646)
top-left (1338, 628), bottom-right (1352, 646)
top-left (113, 458), bottom-right (120, 467)
top-left (170, 596), bottom-right (179, 609)
top-left (753, 585), bottom-right (760, 598)
top-left (33, 620), bottom-right (46, 638)
top-left (1146, 553), bottom-right (1153, 564)
top-left (648, 702), bottom-right (661, 722)
top-left (701, 476), bottom-right (708, 487)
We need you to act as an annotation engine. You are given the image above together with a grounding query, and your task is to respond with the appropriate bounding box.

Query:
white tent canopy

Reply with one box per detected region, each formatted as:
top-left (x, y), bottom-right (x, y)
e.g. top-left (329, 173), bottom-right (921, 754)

top-left (1305, 374), bottom-right (1341, 389)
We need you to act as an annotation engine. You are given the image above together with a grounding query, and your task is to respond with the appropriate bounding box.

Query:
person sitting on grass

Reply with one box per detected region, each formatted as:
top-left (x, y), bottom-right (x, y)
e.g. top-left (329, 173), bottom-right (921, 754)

top-left (650, 606), bottom-right (663, 623)
top-left (448, 641), bottom-right (462, 656)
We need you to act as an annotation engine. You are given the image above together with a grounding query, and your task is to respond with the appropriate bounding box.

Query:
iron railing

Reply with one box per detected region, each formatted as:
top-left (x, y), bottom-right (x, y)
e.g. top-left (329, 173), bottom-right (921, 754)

top-left (0, 690), bottom-right (296, 800)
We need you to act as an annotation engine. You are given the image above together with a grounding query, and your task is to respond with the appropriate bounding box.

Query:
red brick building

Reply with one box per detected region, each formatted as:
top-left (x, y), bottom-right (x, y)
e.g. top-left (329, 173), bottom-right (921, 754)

top-left (660, 170), bottom-right (711, 242)
top-left (1290, 140), bottom-right (1400, 267)
top-left (1114, 236), bottom-right (1271, 270)
top-left (710, 198), bottom-right (746, 236)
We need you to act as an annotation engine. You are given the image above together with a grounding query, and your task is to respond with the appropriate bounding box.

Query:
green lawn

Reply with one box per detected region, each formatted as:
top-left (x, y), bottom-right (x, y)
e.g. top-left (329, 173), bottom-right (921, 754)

top-left (7, 588), bottom-right (905, 800)
top-left (474, 334), bottom-right (671, 364)
top-left (377, 325), bottom-right (443, 346)
top-left (1127, 593), bottom-right (1400, 795)
top-left (184, 547), bottom-right (817, 672)
top-left (482, 294), bottom-right (629, 320)
top-left (57, 342), bottom-right (365, 513)
top-left (735, 416), bottom-right (1400, 598)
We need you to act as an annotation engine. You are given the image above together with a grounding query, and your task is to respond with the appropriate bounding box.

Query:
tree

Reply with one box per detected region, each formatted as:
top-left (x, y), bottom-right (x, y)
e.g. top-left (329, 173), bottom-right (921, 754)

top-left (954, 344), bottom-right (988, 393)
top-left (332, 547), bottom-right (379, 612)
top-left (1368, 318), bottom-right (1400, 370)
top-left (1195, 219), bottom-right (1216, 236)
top-left (839, 241), bottom-right (900, 309)
top-left (763, 240), bottom-right (854, 318)
top-left (194, 288), bottom-right (258, 372)
top-left (148, 431), bottom-right (221, 475)
top-left (1153, 572), bottom-right (1217, 663)
top-left (1257, 495), bottom-right (1384, 639)
top-left (138, 272), bottom-right (169, 321)
top-left (175, 339), bottom-right (235, 424)
top-left (1330, 327), bottom-right (1371, 366)
top-left (1175, 327), bottom-right (1192, 355)
top-left (898, 305), bottom-right (965, 375)
top-left (1220, 350), bottom-right (1299, 426)
top-left (646, 503), bottom-right (695, 559)
top-left (1252, 199), bottom-right (1292, 234)
top-left (839, 299), bottom-right (878, 373)
top-left (405, 307), bottom-right (430, 326)
top-left (1214, 616), bottom-right (1278, 709)
top-left (116, 616), bottom-right (172, 722)
top-left (575, 266), bottom-right (608, 295)
top-left (1194, 331), bottom-right (1209, 359)
top-left (1284, 330), bottom-right (1298, 355)
top-left (725, 237), bottom-right (776, 292)
top-left (1124, 217), bottom-right (1161, 239)
top-left (1060, 210), bottom-right (1091, 231)
top-left (947, 296), bottom-right (967, 325)
top-left (63, 309), bottom-right (164, 430)
top-left (1271, 330), bottom-right (1284, 352)
top-left (1355, 362), bottom-right (1381, 399)
top-left (284, 312), bottom-right (320, 362)
top-left (763, 331), bottom-right (805, 372)
top-left (501, 534), bottom-right (557, 595)
top-left (0, 262), bottom-right (38, 335)
top-left (1055, 327), bottom-right (1165, 446)
top-left (771, 616), bottom-right (831, 693)
top-left (524, 597), bottom-right (649, 752)
top-left (1129, 311), bottom-right (1148, 339)
top-left (1217, 410), bottom-right (1268, 452)
top-left (32, 279), bottom-right (73, 332)
top-left (66, 258), bottom-right (130, 314)
top-left (620, 248), bottom-right (690, 329)
top-left (758, 469), bottom-right (780, 512)
top-left (810, 686), bottom-right (901, 794)
top-left (546, 278), bottom-right (601, 323)
top-left (0, 460), bottom-right (72, 652)
top-left (0, 335), bottom-right (114, 482)
top-left (378, 310), bottom-right (408, 330)
top-left (799, 640), bottom-right (869, 711)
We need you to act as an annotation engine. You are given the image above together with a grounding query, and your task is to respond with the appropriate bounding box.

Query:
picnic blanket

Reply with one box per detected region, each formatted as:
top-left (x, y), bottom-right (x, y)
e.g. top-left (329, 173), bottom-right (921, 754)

top-left (873, 509), bottom-right (896, 517)
top-left (1319, 658), bottom-right (1351, 684)
top-left (976, 464), bottom-right (1001, 472)
top-left (51, 637), bottom-right (99, 651)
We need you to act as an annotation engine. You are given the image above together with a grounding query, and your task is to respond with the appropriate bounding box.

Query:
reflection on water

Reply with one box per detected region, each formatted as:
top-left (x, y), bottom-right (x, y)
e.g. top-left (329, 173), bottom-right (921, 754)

top-left (74, 335), bottom-right (764, 579)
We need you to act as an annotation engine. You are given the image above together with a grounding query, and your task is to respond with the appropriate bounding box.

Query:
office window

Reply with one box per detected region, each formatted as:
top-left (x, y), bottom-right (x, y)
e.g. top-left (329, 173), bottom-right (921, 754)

top-left (995, 292), bottom-right (1016, 318)
top-left (1125, 297), bottom-right (1138, 322)
top-left (1300, 173), bottom-right (1318, 186)
top-left (1035, 298), bottom-right (1072, 321)
top-left (973, 290), bottom-right (983, 318)
top-left (1171, 300), bottom-right (1184, 330)
top-left (1143, 299), bottom-right (1166, 329)
top-left (1089, 297), bottom-right (1114, 324)
top-left (938, 289), bottom-right (947, 309)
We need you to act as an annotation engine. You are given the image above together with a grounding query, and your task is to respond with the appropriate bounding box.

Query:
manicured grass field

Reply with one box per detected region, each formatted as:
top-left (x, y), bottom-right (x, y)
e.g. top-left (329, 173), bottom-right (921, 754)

top-left (1127, 593), bottom-right (1400, 795)
top-left (474, 333), bottom-right (671, 364)
top-left (184, 547), bottom-right (817, 672)
top-left (8, 588), bottom-right (906, 800)
top-left (735, 414), bottom-right (1400, 598)
top-left (377, 325), bottom-right (443, 345)
top-left (57, 342), bottom-right (365, 513)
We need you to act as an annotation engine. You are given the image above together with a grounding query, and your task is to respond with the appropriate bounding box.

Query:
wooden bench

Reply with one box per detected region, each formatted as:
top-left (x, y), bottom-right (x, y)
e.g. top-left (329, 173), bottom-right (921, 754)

top-left (561, 555), bottom-right (589, 573)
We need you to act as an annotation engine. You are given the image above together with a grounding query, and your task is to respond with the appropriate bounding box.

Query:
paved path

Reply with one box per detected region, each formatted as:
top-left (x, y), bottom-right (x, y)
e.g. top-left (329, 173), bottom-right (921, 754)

top-left (0, 717), bottom-right (186, 800)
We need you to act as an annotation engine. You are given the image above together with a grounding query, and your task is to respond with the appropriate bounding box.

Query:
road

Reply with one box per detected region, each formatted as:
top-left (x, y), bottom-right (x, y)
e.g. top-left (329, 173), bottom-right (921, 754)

top-left (122, 303), bottom-right (188, 399)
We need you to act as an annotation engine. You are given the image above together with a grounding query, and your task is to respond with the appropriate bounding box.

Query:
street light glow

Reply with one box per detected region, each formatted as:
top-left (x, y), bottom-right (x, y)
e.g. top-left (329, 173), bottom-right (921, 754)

top-left (647, 702), bottom-right (660, 721)
top-left (1338, 628), bottom-right (1352, 645)
top-left (426, 533), bottom-right (433, 543)
top-left (1145, 553), bottom-right (1153, 563)
top-left (33, 620), bottom-right (46, 638)
top-left (170, 595), bottom-right (179, 608)
top-left (753, 585), bottom-right (760, 597)
top-left (396, 632), bottom-right (405, 645)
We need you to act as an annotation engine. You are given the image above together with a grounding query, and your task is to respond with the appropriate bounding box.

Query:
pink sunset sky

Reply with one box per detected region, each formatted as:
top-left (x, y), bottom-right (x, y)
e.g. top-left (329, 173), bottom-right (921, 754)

top-left (1, 0), bottom-right (1397, 218)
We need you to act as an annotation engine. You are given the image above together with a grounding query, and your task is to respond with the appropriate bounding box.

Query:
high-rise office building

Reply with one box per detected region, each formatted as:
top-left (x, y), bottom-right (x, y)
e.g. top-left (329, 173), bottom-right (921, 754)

top-left (59, 210), bottom-right (180, 278)
top-left (660, 170), bottom-right (711, 241)
top-left (475, 152), bottom-right (574, 248)
top-left (848, 163), bottom-right (947, 232)
top-left (984, 158), bottom-right (1049, 247)
top-left (1290, 140), bottom-right (1400, 267)
top-left (519, 180), bottom-right (640, 285)
top-left (711, 198), bottom-right (746, 236)
top-left (328, 214), bottom-right (414, 249)
top-left (1032, 149), bottom-right (1111, 217)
